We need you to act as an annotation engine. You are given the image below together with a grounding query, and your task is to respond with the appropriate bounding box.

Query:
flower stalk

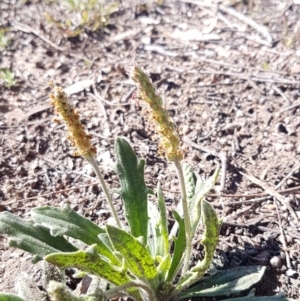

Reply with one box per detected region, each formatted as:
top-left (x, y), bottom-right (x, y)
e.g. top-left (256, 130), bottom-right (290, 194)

top-left (174, 159), bottom-right (192, 275)
top-left (131, 66), bottom-right (192, 273)
top-left (87, 156), bottom-right (121, 228)
top-left (50, 85), bottom-right (121, 228)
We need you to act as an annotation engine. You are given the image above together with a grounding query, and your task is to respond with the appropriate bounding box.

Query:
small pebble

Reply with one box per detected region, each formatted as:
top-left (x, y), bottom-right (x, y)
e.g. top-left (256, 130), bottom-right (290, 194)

top-left (16, 134), bottom-right (25, 142)
top-left (202, 111), bottom-right (209, 120)
top-left (274, 143), bottom-right (283, 151)
top-left (84, 165), bottom-right (95, 177)
top-left (259, 97), bottom-right (267, 104)
top-left (181, 125), bottom-right (190, 135)
top-left (285, 235), bottom-right (294, 244)
top-left (270, 256), bottom-right (282, 269)
top-left (219, 137), bottom-right (227, 146)
top-left (236, 109), bottom-right (244, 117)
top-left (284, 143), bottom-right (294, 151)
top-left (28, 180), bottom-right (38, 189)
top-left (280, 251), bottom-right (286, 261)
top-left (286, 269), bottom-right (298, 278)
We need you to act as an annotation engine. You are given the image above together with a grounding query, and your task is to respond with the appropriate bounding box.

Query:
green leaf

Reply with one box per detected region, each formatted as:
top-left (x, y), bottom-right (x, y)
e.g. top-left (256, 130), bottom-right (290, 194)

top-left (32, 205), bottom-right (120, 266)
top-left (0, 294), bottom-right (26, 301)
top-left (222, 292), bottom-right (293, 301)
top-left (176, 200), bottom-right (221, 292)
top-left (45, 244), bottom-right (130, 286)
top-left (190, 167), bottom-right (219, 235)
top-left (114, 137), bottom-right (152, 242)
top-left (106, 225), bottom-right (158, 281)
top-left (156, 254), bottom-right (171, 282)
top-left (32, 204), bottom-right (105, 241)
top-left (166, 210), bottom-right (186, 282)
top-left (182, 163), bottom-right (196, 201)
top-left (200, 199), bottom-right (221, 255)
top-left (148, 200), bottom-right (162, 258)
top-left (157, 183), bottom-right (169, 256)
top-left (179, 266), bottom-right (266, 298)
top-left (47, 280), bottom-right (105, 301)
top-left (0, 212), bottom-right (77, 263)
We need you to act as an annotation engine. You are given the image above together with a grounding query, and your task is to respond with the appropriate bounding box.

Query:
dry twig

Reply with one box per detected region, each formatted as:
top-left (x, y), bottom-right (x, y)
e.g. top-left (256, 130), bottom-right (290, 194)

top-left (91, 71), bottom-right (108, 121)
top-left (240, 171), bottom-right (298, 223)
top-left (218, 3), bottom-right (273, 46)
top-left (274, 198), bottom-right (292, 270)
top-left (272, 84), bottom-right (292, 105)
top-left (178, 0), bottom-right (273, 46)
top-left (12, 21), bottom-right (66, 51)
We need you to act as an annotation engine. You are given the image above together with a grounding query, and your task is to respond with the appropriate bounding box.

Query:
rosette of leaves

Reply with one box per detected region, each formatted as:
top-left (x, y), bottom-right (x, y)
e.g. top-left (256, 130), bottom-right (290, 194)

top-left (0, 138), bottom-right (292, 301)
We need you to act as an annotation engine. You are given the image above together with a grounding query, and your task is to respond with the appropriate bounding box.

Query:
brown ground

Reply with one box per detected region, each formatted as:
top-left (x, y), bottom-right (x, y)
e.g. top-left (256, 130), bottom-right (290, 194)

top-left (0, 0), bottom-right (300, 299)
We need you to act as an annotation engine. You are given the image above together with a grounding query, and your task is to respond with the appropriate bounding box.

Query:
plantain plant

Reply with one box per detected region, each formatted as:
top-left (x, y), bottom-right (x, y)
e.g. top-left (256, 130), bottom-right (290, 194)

top-left (0, 66), bottom-right (292, 301)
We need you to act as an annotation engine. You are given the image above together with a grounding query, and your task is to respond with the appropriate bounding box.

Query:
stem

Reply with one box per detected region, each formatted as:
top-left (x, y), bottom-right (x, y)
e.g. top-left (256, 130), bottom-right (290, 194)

top-left (105, 280), bottom-right (157, 301)
top-left (174, 159), bottom-right (192, 275)
top-left (170, 243), bottom-right (215, 296)
top-left (87, 155), bottom-right (122, 228)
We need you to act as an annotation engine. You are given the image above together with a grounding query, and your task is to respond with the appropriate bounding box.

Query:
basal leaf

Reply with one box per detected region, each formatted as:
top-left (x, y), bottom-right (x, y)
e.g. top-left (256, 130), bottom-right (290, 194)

top-left (156, 254), bottom-right (171, 282)
top-left (45, 244), bottom-right (130, 286)
top-left (176, 200), bottom-right (221, 293)
top-left (0, 294), bottom-right (26, 301)
top-left (190, 167), bottom-right (219, 235)
top-left (106, 225), bottom-right (158, 281)
top-left (32, 205), bottom-right (120, 265)
top-left (114, 137), bottom-right (152, 243)
top-left (166, 210), bottom-right (186, 282)
top-left (148, 201), bottom-right (162, 258)
top-left (179, 266), bottom-right (266, 298)
top-left (32, 204), bottom-right (105, 242)
top-left (182, 163), bottom-right (196, 201)
top-left (0, 293), bottom-right (26, 301)
top-left (157, 182), bottom-right (169, 256)
top-left (200, 199), bottom-right (221, 255)
top-left (222, 292), bottom-right (293, 301)
top-left (0, 212), bottom-right (77, 263)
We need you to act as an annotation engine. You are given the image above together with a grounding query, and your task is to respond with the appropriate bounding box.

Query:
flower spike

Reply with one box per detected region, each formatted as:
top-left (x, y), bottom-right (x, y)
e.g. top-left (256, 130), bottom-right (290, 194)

top-left (131, 66), bottom-right (184, 162)
top-left (49, 85), bottom-right (121, 228)
top-left (49, 86), bottom-right (97, 160)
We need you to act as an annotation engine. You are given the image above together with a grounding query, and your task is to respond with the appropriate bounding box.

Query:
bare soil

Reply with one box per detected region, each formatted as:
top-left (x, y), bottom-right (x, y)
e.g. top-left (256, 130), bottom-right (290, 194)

top-left (1, 0), bottom-right (300, 299)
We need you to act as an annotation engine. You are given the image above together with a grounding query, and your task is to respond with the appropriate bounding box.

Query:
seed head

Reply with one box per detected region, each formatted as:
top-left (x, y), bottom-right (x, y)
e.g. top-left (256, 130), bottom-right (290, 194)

top-left (131, 65), bottom-right (183, 161)
top-left (49, 86), bottom-right (96, 160)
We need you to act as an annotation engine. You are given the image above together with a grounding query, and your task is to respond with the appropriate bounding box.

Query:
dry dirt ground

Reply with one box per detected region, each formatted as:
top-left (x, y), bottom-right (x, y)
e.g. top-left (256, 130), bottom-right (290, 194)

top-left (1, 0), bottom-right (300, 299)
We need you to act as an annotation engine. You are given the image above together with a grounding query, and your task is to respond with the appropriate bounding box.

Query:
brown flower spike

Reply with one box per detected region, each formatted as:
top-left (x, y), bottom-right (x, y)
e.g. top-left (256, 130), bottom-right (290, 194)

top-left (131, 66), bottom-right (184, 161)
top-left (49, 86), bottom-right (96, 160)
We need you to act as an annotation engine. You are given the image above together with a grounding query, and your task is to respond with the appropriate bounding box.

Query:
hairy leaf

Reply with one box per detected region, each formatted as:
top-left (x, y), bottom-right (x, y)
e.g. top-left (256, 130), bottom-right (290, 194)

top-left (148, 200), bottom-right (162, 258)
top-left (0, 294), bottom-right (26, 301)
top-left (166, 210), bottom-right (186, 282)
top-left (114, 137), bottom-right (152, 242)
top-left (0, 212), bottom-right (77, 263)
top-left (45, 244), bottom-right (130, 286)
top-left (32, 204), bottom-right (104, 241)
top-left (190, 167), bottom-right (220, 235)
top-left (32, 205), bottom-right (120, 266)
top-left (222, 291), bottom-right (293, 301)
top-left (200, 199), bottom-right (222, 259)
top-left (156, 254), bottom-right (171, 282)
top-left (182, 163), bottom-right (196, 201)
top-left (176, 200), bottom-right (221, 292)
top-left (106, 225), bottom-right (158, 281)
top-left (157, 183), bottom-right (169, 256)
top-left (179, 266), bottom-right (266, 298)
